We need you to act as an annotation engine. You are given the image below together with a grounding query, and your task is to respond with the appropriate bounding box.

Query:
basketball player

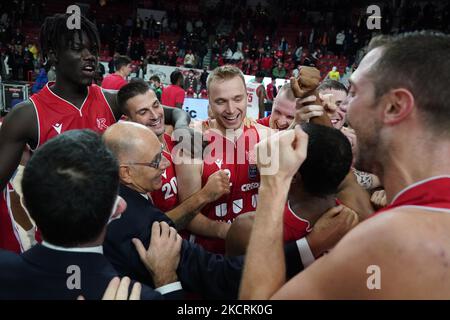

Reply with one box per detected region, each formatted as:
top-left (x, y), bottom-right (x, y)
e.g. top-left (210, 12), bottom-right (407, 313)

top-left (176, 65), bottom-right (273, 253)
top-left (246, 71), bottom-right (266, 119)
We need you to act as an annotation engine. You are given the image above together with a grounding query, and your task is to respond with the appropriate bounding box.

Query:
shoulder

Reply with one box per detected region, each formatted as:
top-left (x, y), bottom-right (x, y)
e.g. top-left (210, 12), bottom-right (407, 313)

top-left (1, 101), bottom-right (36, 132)
top-left (332, 208), bottom-right (430, 261)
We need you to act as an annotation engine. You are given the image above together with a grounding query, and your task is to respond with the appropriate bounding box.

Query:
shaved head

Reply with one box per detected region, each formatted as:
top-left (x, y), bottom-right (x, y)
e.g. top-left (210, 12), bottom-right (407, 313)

top-left (103, 122), bottom-right (159, 164)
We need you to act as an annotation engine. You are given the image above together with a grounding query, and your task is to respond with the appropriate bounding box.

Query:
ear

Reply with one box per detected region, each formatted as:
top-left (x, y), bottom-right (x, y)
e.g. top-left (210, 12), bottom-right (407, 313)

top-left (382, 88), bottom-right (415, 125)
top-left (119, 165), bottom-right (133, 184)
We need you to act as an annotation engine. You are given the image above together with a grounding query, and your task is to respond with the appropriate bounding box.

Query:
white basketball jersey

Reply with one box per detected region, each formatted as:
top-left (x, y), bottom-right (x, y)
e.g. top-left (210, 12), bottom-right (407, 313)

top-left (246, 81), bottom-right (263, 119)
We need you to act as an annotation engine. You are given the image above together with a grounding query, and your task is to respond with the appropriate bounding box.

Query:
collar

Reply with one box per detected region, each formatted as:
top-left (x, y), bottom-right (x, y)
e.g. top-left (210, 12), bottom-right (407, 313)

top-left (42, 241), bottom-right (103, 254)
top-left (375, 175), bottom-right (450, 216)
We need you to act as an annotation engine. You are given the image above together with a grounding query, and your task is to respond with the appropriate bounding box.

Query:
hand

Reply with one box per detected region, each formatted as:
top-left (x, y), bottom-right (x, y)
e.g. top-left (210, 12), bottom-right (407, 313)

top-left (371, 190), bottom-right (387, 210)
top-left (306, 205), bottom-right (359, 257)
top-left (243, 117), bottom-right (257, 128)
top-left (202, 170), bottom-right (231, 202)
top-left (318, 92), bottom-right (338, 113)
top-left (289, 67), bottom-right (321, 98)
top-left (294, 95), bottom-right (324, 124)
top-left (132, 221), bottom-right (182, 287)
top-left (77, 277), bottom-right (141, 300)
top-left (256, 125), bottom-right (308, 179)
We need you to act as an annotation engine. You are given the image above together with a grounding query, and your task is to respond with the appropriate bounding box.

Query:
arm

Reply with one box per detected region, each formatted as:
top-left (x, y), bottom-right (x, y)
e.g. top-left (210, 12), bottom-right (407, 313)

top-left (165, 170), bottom-right (230, 230)
top-left (240, 127), bottom-right (308, 299)
top-left (257, 86), bottom-right (265, 118)
top-left (0, 102), bottom-right (36, 191)
top-left (163, 105), bottom-right (190, 130)
top-left (175, 158), bottom-right (230, 239)
top-left (337, 170), bottom-right (374, 221)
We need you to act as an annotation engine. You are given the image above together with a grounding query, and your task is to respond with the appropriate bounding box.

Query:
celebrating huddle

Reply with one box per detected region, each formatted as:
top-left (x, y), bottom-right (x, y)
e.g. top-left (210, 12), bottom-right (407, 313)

top-left (0, 12), bottom-right (450, 300)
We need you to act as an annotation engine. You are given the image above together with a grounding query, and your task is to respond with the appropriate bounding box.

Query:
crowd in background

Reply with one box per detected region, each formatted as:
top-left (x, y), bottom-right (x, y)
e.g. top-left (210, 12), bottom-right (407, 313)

top-left (0, 0), bottom-right (449, 89)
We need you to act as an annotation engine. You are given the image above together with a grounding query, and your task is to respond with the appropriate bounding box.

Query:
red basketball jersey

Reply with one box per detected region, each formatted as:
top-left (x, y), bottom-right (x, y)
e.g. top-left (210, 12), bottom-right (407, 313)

top-left (150, 134), bottom-right (179, 213)
top-left (283, 201), bottom-right (312, 243)
top-left (192, 124), bottom-right (261, 253)
top-left (29, 82), bottom-right (116, 150)
top-left (0, 183), bottom-right (24, 253)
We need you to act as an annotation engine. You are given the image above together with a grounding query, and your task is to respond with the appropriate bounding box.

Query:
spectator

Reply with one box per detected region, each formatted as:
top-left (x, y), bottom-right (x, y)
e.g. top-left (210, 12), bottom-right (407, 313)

top-left (149, 75), bottom-right (163, 101)
top-left (231, 47), bottom-right (244, 62)
top-left (223, 47), bottom-right (233, 63)
top-left (336, 30), bottom-right (345, 55)
top-left (183, 69), bottom-right (198, 92)
top-left (183, 50), bottom-right (195, 68)
top-left (161, 70), bottom-right (185, 108)
top-left (272, 60), bottom-right (287, 78)
top-left (278, 37), bottom-right (289, 53)
top-left (31, 67), bottom-right (48, 94)
top-left (200, 66), bottom-right (208, 90)
top-left (266, 76), bottom-right (277, 102)
top-left (101, 55), bottom-right (132, 90)
top-left (326, 66), bottom-right (340, 81)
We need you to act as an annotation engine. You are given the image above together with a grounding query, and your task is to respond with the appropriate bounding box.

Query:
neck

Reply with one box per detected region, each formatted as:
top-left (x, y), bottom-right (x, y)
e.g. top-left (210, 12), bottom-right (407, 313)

top-left (209, 119), bottom-right (244, 137)
top-left (288, 184), bottom-right (336, 224)
top-left (51, 76), bottom-right (88, 101)
top-left (115, 70), bottom-right (125, 78)
top-left (121, 180), bottom-right (150, 195)
top-left (375, 129), bottom-right (450, 203)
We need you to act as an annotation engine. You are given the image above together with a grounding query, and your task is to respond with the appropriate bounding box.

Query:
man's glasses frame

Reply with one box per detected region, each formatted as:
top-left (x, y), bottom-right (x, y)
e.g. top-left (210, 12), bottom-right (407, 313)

top-left (121, 144), bottom-right (164, 169)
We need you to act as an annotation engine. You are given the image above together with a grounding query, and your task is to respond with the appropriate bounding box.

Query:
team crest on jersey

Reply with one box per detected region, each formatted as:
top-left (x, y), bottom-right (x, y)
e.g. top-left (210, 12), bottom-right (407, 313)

top-left (248, 165), bottom-right (258, 180)
top-left (232, 199), bottom-right (243, 214)
top-left (215, 203), bottom-right (227, 217)
top-left (96, 118), bottom-right (108, 130)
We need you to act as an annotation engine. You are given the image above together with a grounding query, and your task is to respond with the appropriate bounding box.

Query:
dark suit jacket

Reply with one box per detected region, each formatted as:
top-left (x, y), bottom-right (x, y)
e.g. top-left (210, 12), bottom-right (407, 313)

top-left (0, 244), bottom-right (181, 300)
top-left (104, 184), bottom-right (304, 300)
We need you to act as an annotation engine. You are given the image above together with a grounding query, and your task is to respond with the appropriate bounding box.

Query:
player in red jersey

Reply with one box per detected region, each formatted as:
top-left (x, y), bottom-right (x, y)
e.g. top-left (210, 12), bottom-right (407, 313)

top-left (0, 13), bottom-right (189, 191)
top-left (241, 32), bottom-right (450, 299)
top-left (116, 80), bottom-right (230, 230)
top-left (225, 123), bottom-right (358, 255)
top-left (0, 14), bottom-right (189, 251)
top-left (175, 65), bottom-right (274, 254)
top-left (257, 83), bottom-right (296, 130)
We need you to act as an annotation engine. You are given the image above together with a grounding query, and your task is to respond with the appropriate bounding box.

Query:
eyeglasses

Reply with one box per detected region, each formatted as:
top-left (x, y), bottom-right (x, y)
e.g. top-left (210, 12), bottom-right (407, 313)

top-left (121, 145), bottom-right (164, 169)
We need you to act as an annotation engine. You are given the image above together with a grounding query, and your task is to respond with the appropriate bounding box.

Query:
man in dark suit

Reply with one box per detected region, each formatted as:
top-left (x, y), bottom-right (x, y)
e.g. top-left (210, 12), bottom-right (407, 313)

top-left (102, 121), bottom-right (326, 299)
top-left (0, 130), bottom-right (183, 300)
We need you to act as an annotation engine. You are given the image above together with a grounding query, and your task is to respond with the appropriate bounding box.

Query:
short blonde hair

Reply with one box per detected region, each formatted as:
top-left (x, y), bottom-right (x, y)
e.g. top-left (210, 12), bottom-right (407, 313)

top-left (277, 83), bottom-right (295, 101)
top-left (206, 65), bottom-right (246, 92)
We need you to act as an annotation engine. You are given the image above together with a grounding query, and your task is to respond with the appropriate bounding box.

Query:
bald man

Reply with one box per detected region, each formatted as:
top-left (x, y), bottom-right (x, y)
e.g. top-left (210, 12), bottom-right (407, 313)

top-left (241, 31), bottom-right (450, 299)
top-left (116, 80), bottom-right (231, 230)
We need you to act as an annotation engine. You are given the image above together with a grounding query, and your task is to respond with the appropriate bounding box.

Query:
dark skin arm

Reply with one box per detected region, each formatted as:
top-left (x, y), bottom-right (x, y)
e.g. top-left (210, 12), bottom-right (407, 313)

top-left (257, 86), bottom-right (265, 119)
top-left (0, 101), bottom-right (37, 191)
top-left (103, 90), bottom-right (190, 129)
